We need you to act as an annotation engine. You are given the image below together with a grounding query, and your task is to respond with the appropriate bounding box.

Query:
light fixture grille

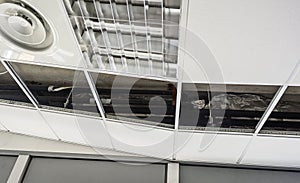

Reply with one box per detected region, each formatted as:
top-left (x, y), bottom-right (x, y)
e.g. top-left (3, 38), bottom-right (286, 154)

top-left (63, 0), bottom-right (181, 78)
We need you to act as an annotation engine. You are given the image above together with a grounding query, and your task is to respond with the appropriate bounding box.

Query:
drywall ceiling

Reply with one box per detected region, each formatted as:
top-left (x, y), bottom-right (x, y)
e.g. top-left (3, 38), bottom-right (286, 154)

top-left (181, 0), bottom-right (300, 85)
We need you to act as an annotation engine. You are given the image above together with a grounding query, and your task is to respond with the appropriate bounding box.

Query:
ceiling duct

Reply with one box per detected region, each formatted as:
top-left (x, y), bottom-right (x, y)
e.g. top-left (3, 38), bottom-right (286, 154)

top-left (0, 0), bottom-right (84, 68)
top-left (0, 1), bottom-right (53, 50)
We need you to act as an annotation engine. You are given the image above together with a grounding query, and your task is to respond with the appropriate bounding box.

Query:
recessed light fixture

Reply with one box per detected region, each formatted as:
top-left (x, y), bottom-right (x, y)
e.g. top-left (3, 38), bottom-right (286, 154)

top-left (63, 0), bottom-right (181, 78)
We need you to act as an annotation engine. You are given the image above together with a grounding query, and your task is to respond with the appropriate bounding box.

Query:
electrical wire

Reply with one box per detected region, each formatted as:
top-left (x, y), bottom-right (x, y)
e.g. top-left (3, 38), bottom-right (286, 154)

top-left (48, 85), bottom-right (72, 92)
top-left (0, 71), bottom-right (8, 75)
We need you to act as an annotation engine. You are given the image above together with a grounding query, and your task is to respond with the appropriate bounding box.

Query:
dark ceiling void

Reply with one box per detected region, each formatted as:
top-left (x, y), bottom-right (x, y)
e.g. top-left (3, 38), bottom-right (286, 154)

top-left (0, 61), bottom-right (177, 128)
top-left (179, 84), bottom-right (280, 133)
top-left (1, 61), bottom-right (299, 133)
top-left (261, 86), bottom-right (300, 135)
top-left (93, 72), bottom-right (177, 128)
top-left (10, 62), bottom-right (101, 116)
top-left (0, 62), bottom-right (32, 106)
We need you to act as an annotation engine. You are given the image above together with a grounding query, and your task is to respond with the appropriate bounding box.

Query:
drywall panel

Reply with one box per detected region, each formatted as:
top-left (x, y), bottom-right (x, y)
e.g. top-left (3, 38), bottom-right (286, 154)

top-left (42, 111), bottom-right (114, 150)
top-left (0, 131), bottom-right (138, 156)
top-left (240, 136), bottom-right (300, 168)
top-left (75, 116), bottom-right (114, 150)
top-left (0, 105), bottom-right (57, 139)
top-left (106, 121), bottom-right (174, 159)
top-left (0, 121), bottom-right (7, 131)
top-left (182, 0), bottom-right (300, 85)
top-left (41, 111), bottom-right (87, 145)
top-left (174, 131), bottom-right (251, 163)
top-left (290, 70), bottom-right (300, 86)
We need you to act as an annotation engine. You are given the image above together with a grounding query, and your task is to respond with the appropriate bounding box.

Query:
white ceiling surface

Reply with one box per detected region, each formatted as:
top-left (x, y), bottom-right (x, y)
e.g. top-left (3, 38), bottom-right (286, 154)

top-left (0, 130), bottom-right (137, 157)
top-left (3, 103), bottom-right (300, 167)
top-left (0, 104), bottom-right (174, 159)
top-left (40, 111), bottom-right (91, 145)
top-left (174, 132), bottom-right (251, 164)
top-left (0, 0), bottom-right (300, 167)
top-left (182, 0), bottom-right (300, 85)
top-left (291, 69), bottom-right (300, 86)
top-left (0, 0), bottom-right (84, 68)
top-left (0, 105), bottom-right (57, 140)
top-left (0, 131), bottom-right (95, 154)
top-left (105, 122), bottom-right (174, 159)
top-left (240, 136), bottom-right (300, 168)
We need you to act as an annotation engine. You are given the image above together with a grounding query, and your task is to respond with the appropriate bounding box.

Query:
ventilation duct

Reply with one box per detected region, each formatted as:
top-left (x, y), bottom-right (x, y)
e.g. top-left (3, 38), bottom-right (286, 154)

top-left (0, 1), bottom-right (53, 50)
top-left (0, 0), bottom-right (84, 68)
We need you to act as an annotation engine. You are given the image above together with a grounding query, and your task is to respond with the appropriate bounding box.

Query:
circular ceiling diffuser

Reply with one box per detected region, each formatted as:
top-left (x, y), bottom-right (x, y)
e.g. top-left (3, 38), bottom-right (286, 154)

top-left (0, 1), bottom-right (54, 50)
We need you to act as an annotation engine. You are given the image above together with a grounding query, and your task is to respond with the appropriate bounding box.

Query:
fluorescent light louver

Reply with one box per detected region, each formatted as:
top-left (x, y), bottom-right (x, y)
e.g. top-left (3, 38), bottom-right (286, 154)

top-left (63, 0), bottom-right (181, 78)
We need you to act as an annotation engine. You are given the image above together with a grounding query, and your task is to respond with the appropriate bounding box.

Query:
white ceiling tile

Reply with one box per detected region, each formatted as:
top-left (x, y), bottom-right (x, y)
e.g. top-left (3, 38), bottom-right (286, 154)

top-left (183, 0), bottom-right (300, 85)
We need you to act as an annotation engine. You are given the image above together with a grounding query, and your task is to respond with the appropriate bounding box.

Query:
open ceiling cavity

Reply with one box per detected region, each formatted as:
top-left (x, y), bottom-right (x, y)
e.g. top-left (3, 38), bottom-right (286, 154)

top-left (63, 0), bottom-right (181, 78)
top-left (261, 86), bottom-right (300, 135)
top-left (0, 59), bottom-right (300, 133)
top-left (180, 84), bottom-right (280, 133)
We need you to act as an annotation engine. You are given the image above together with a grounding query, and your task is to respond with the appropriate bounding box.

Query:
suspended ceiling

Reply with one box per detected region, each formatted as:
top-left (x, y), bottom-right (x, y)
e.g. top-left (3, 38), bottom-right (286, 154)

top-left (0, 0), bottom-right (299, 168)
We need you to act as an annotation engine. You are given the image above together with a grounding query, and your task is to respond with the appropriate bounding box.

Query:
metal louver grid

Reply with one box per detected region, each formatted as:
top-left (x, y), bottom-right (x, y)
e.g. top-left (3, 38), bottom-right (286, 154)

top-left (64, 0), bottom-right (181, 78)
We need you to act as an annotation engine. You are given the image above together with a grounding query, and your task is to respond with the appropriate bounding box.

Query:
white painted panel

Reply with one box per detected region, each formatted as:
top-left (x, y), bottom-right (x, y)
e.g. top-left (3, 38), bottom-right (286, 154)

top-left (183, 0), bottom-right (300, 85)
top-left (41, 111), bottom-right (87, 145)
top-left (241, 136), bottom-right (300, 168)
top-left (175, 132), bottom-right (251, 163)
top-left (75, 117), bottom-right (114, 150)
top-left (0, 121), bottom-right (7, 131)
top-left (42, 111), bottom-right (115, 150)
top-left (106, 121), bottom-right (174, 159)
top-left (0, 0), bottom-right (84, 68)
top-left (290, 70), bottom-right (300, 86)
top-left (0, 131), bottom-right (135, 156)
top-left (0, 105), bottom-right (56, 139)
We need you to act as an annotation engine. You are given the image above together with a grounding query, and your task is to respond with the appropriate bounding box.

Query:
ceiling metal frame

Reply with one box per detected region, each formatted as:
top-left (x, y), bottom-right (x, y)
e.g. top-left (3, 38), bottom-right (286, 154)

top-left (1, 61), bottom-right (39, 109)
top-left (2, 151), bottom-right (168, 183)
top-left (7, 155), bottom-right (30, 183)
top-left (0, 60), bottom-right (61, 140)
top-left (236, 60), bottom-right (300, 164)
top-left (173, 0), bottom-right (189, 131)
top-left (4, 151), bottom-right (300, 183)
top-left (254, 85), bottom-right (288, 135)
top-left (1, 56), bottom-right (299, 137)
top-left (0, 59), bottom-right (115, 149)
top-left (1, 57), bottom-right (299, 136)
top-left (0, 0), bottom-right (299, 167)
top-left (83, 70), bottom-right (107, 119)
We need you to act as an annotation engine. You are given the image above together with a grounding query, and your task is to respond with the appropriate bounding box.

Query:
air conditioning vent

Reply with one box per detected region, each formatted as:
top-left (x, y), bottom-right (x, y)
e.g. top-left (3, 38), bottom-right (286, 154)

top-left (0, 1), bottom-right (53, 50)
top-left (0, 0), bottom-right (85, 68)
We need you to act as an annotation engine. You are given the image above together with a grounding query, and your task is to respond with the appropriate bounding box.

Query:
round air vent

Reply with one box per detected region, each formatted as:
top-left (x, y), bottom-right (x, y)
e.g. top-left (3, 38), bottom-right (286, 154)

top-left (0, 1), bottom-right (53, 50)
